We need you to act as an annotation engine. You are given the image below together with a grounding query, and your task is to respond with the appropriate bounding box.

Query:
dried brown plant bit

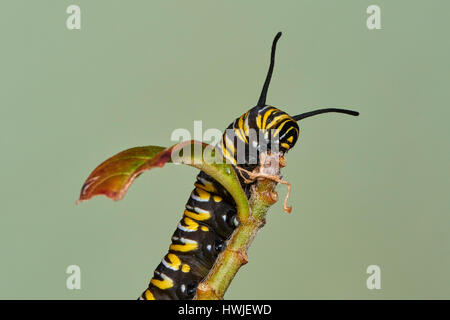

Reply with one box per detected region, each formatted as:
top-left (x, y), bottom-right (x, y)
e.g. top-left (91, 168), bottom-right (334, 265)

top-left (235, 165), bottom-right (292, 214)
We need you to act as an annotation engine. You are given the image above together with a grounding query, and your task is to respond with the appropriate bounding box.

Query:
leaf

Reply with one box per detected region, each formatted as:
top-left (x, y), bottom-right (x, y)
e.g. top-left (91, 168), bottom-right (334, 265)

top-left (77, 140), bottom-right (249, 221)
top-left (77, 145), bottom-right (166, 202)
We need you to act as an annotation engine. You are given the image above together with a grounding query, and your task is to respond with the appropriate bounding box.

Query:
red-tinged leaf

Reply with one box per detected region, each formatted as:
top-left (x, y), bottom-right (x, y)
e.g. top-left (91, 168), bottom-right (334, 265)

top-left (77, 146), bottom-right (166, 202)
top-left (77, 140), bottom-right (249, 221)
top-left (77, 141), bottom-right (247, 216)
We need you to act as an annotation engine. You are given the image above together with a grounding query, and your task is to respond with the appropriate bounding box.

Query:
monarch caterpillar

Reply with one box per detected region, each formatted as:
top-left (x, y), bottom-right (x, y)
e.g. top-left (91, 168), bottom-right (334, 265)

top-left (138, 32), bottom-right (359, 300)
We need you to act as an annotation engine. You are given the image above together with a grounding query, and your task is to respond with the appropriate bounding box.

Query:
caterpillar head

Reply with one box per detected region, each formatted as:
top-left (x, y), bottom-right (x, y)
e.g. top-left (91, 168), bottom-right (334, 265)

top-left (220, 32), bottom-right (358, 169)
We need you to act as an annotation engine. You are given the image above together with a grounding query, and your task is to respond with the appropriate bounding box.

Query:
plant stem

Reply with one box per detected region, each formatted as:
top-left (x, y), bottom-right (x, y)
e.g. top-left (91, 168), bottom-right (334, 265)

top-left (194, 154), bottom-right (282, 300)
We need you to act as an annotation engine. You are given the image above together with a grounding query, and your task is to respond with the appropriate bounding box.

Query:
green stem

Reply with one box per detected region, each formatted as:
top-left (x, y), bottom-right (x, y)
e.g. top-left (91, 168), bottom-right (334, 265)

top-left (195, 166), bottom-right (280, 300)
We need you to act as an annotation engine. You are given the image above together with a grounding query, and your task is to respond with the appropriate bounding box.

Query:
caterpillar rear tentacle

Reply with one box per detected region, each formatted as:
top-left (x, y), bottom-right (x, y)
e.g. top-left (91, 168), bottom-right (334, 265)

top-left (140, 32), bottom-right (359, 300)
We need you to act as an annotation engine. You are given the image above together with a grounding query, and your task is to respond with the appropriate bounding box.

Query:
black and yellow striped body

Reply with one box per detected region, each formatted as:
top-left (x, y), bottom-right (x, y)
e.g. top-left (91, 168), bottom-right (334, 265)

top-left (138, 32), bottom-right (362, 300)
top-left (140, 106), bottom-right (299, 300)
top-left (137, 30), bottom-right (359, 299)
top-left (140, 171), bottom-right (237, 300)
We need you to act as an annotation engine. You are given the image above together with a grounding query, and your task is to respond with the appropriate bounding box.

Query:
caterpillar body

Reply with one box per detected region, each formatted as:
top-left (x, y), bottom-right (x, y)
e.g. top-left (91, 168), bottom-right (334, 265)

top-left (139, 33), bottom-right (358, 300)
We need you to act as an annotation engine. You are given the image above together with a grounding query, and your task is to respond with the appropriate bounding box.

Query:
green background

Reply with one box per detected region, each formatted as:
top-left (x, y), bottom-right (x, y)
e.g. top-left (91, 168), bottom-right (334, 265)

top-left (1, 0), bottom-right (449, 299)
